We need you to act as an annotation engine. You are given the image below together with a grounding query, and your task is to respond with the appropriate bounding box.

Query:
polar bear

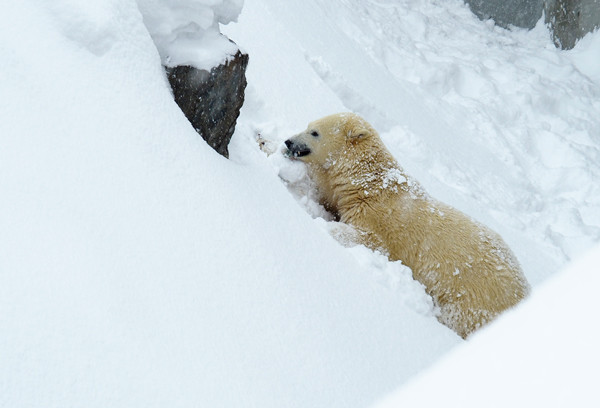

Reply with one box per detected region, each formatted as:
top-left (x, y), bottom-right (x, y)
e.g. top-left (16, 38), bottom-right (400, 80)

top-left (284, 113), bottom-right (530, 338)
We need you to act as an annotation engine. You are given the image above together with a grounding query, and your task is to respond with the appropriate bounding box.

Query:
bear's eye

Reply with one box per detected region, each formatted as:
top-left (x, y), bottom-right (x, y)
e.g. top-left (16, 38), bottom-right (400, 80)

top-left (310, 131), bottom-right (319, 137)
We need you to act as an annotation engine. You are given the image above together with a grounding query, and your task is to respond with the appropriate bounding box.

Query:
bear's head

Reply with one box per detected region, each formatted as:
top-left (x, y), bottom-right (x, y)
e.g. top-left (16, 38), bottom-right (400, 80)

top-left (284, 113), bottom-right (376, 166)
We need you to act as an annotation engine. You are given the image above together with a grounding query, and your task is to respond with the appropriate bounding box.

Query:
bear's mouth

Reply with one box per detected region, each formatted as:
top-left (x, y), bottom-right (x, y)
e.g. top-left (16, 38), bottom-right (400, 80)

top-left (290, 148), bottom-right (311, 158)
top-left (284, 140), bottom-right (311, 158)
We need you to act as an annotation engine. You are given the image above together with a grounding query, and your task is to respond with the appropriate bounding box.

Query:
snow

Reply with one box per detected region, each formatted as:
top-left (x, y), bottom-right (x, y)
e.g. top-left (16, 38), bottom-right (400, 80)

top-left (136, 0), bottom-right (243, 69)
top-left (373, 242), bottom-right (600, 408)
top-left (1, 0), bottom-right (599, 407)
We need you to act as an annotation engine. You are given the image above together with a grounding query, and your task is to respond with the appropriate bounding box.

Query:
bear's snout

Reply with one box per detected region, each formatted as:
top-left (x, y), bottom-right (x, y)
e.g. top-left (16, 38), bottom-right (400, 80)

top-left (284, 139), bottom-right (311, 158)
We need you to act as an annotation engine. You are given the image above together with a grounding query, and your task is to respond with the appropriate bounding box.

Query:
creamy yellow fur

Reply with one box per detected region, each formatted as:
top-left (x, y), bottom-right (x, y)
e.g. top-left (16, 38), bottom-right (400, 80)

top-left (285, 113), bottom-right (530, 338)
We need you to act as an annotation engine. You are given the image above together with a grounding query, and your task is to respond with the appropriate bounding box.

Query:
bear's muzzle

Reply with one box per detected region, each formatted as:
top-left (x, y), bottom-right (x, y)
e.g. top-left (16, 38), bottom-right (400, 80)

top-left (284, 139), bottom-right (311, 158)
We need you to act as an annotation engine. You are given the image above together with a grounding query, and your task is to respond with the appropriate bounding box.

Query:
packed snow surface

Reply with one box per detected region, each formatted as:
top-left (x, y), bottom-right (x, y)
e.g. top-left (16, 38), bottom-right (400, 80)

top-left (1, 0), bottom-right (599, 407)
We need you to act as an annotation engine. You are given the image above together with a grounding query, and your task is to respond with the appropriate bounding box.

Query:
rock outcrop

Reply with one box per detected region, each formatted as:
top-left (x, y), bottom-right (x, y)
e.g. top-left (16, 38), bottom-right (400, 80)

top-left (466, 0), bottom-right (543, 29)
top-left (545, 0), bottom-right (600, 49)
top-left (465, 0), bottom-right (600, 49)
top-left (167, 50), bottom-right (249, 158)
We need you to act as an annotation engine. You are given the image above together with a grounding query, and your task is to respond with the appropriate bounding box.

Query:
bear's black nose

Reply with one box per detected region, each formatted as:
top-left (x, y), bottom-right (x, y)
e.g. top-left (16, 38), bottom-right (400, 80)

top-left (284, 139), bottom-right (311, 158)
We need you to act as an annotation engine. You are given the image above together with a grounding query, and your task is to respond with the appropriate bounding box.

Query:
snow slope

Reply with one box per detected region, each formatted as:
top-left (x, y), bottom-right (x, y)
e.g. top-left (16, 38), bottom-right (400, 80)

top-left (1, 0), bottom-right (599, 407)
top-left (374, 242), bottom-right (600, 408)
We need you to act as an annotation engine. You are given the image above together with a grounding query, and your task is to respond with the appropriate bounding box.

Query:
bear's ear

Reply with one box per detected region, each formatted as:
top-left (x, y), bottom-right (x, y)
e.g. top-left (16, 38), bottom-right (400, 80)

top-left (347, 127), bottom-right (369, 140)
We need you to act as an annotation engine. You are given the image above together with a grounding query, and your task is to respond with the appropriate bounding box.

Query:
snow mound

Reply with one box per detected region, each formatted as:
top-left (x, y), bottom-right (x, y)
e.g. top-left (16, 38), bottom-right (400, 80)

top-left (137, 0), bottom-right (243, 69)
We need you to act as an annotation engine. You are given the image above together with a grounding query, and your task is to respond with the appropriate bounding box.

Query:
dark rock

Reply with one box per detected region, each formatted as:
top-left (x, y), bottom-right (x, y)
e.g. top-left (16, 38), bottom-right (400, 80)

top-left (167, 50), bottom-right (249, 158)
top-left (464, 0), bottom-right (600, 49)
top-left (465, 0), bottom-right (544, 29)
top-left (545, 0), bottom-right (600, 49)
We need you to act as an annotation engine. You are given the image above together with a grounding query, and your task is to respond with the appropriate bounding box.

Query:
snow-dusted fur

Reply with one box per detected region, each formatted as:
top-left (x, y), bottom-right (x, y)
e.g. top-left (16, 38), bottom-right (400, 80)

top-left (285, 113), bottom-right (530, 338)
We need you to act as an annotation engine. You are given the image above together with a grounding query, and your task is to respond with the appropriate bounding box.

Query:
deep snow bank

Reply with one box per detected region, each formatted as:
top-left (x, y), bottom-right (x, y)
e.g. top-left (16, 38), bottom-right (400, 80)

top-left (0, 1), bottom-right (458, 408)
top-left (373, 243), bottom-right (600, 408)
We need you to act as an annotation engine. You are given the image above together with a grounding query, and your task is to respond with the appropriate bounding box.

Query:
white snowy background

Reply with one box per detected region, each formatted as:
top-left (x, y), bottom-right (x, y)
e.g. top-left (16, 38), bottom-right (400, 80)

top-left (1, 0), bottom-right (598, 407)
